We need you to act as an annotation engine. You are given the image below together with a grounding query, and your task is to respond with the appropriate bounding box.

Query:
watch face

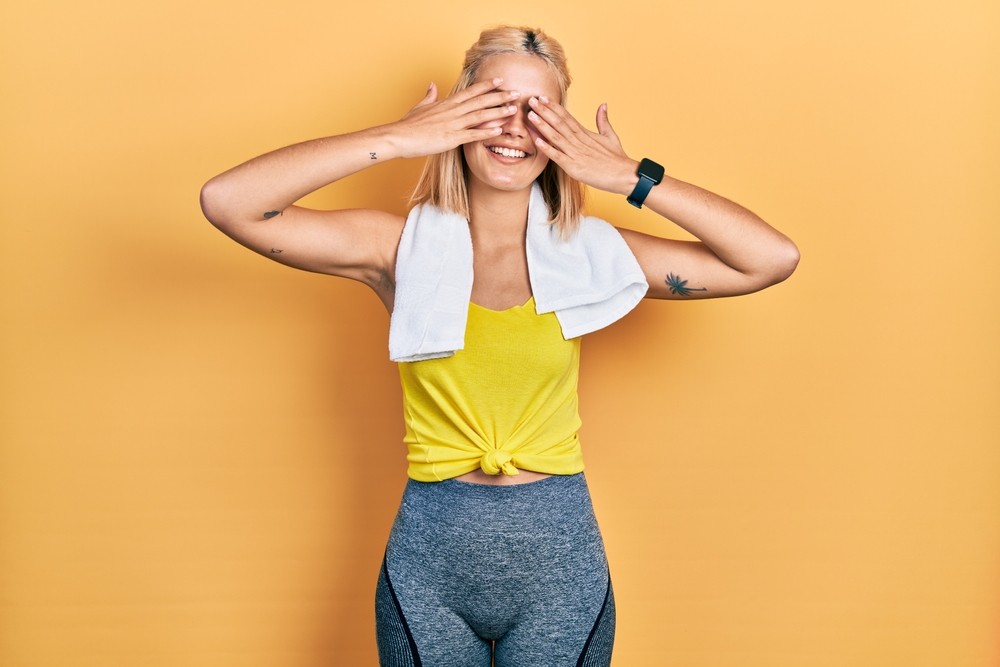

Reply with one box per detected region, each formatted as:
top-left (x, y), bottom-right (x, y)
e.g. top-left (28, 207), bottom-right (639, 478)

top-left (639, 158), bottom-right (664, 184)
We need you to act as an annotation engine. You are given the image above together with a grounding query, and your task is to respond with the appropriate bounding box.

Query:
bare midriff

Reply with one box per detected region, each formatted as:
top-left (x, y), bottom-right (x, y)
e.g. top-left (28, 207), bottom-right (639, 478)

top-left (454, 469), bottom-right (554, 486)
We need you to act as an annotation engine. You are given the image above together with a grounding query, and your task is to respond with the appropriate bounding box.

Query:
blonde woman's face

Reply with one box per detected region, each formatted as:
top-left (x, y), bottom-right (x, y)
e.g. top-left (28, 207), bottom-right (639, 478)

top-left (462, 53), bottom-right (561, 194)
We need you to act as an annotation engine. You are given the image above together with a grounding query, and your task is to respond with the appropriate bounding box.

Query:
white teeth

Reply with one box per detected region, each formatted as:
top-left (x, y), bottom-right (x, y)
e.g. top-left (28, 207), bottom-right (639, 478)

top-left (488, 146), bottom-right (527, 158)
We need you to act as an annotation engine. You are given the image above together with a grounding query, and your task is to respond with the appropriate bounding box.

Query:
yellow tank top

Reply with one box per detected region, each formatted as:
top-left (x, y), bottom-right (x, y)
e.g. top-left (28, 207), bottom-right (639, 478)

top-left (398, 297), bottom-right (584, 482)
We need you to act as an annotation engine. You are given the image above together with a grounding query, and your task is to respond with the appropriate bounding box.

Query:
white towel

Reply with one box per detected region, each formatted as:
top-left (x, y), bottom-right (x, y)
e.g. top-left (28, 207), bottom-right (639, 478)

top-left (389, 183), bottom-right (648, 362)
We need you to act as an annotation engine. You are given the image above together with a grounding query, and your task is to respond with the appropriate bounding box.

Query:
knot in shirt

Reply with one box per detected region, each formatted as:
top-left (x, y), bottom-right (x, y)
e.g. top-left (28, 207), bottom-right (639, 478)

top-left (481, 449), bottom-right (519, 476)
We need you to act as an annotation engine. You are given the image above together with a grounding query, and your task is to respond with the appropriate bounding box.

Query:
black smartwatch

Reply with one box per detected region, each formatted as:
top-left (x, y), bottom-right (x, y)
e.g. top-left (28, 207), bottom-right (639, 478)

top-left (626, 158), bottom-right (664, 208)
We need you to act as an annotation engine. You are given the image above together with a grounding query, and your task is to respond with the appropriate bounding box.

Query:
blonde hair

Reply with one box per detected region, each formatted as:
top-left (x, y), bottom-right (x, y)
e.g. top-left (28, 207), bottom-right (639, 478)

top-left (409, 26), bottom-right (585, 237)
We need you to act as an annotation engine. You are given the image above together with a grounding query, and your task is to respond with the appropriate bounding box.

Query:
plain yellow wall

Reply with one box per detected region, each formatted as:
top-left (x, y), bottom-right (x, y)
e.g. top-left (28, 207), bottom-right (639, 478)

top-left (2, 1), bottom-right (998, 665)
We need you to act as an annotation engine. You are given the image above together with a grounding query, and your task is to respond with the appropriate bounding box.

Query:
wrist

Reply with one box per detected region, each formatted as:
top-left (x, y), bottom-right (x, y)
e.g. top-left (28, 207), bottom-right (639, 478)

top-left (625, 157), bottom-right (665, 208)
top-left (614, 158), bottom-right (641, 197)
top-left (364, 124), bottom-right (406, 162)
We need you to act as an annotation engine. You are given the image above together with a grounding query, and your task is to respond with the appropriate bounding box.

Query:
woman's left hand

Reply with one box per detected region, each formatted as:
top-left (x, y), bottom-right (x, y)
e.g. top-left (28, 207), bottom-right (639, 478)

top-left (527, 97), bottom-right (637, 195)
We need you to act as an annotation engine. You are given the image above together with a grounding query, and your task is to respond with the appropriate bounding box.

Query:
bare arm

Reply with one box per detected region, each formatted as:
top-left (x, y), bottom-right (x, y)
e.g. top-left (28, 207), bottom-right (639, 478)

top-left (525, 97), bottom-right (800, 299)
top-left (616, 176), bottom-right (800, 299)
top-left (199, 126), bottom-right (408, 289)
top-left (199, 79), bottom-right (523, 293)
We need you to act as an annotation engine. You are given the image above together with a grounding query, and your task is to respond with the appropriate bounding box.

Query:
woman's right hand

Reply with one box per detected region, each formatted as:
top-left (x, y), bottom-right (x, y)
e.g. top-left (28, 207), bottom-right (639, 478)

top-left (387, 78), bottom-right (521, 159)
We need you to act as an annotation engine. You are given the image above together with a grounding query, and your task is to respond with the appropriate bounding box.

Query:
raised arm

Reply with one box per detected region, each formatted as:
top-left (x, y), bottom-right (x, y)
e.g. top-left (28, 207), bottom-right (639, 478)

top-left (199, 79), bottom-right (523, 300)
top-left (525, 96), bottom-right (800, 299)
top-left (199, 126), bottom-right (407, 294)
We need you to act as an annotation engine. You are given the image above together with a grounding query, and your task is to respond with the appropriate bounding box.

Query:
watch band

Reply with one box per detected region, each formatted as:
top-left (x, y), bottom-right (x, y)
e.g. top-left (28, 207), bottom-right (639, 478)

top-left (627, 175), bottom-right (656, 208)
top-left (626, 158), bottom-right (665, 209)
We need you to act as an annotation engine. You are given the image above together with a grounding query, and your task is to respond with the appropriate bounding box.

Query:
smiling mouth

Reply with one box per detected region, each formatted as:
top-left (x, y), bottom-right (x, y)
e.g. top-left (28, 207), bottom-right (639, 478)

top-left (487, 145), bottom-right (529, 159)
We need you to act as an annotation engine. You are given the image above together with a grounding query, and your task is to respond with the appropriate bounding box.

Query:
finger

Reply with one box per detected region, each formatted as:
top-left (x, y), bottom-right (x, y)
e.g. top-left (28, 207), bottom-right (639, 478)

top-left (529, 96), bottom-right (584, 140)
top-left (449, 77), bottom-right (505, 104)
top-left (409, 82), bottom-right (438, 111)
top-left (528, 111), bottom-right (572, 159)
top-left (479, 89), bottom-right (521, 108)
top-left (455, 89), bottom-right (520, 119)
top-left (595, 103), bottom-right (611, 136)
top-left (526, 106), bottom-right (558, 141)
top-left (462, 125), bottom-right (505, 144)
top-left (477, 118), bottom-right (506, 130)
top-left (532, 135), bottom-right (566, 165)
top-left (531, 96), bottom-right (577, 124)
top-left (595, 103), bottom-right (625, 151)
top-left (527, 102), bottom-right (575, 152)
top-left (467, 103), bottom-right (517, 128)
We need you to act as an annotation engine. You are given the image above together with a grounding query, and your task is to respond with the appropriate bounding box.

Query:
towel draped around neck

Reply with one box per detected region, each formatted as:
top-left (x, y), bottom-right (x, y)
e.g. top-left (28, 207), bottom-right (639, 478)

top-left (389, 183), bottom-right (648, 362)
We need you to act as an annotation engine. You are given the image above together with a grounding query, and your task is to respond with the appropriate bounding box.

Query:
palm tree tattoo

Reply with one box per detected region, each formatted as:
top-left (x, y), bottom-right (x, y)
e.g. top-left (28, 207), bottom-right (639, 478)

top-left (665, 272), bottom-right (708, 297)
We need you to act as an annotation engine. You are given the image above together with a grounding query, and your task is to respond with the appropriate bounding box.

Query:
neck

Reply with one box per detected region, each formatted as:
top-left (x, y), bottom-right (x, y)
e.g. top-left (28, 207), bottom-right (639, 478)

top-left (467, 181), bottom-right (533, 244)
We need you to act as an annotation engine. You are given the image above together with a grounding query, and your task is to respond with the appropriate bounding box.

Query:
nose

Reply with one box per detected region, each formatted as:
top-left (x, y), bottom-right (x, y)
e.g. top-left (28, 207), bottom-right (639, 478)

top-left (501, 104), bottom-right (529, 138)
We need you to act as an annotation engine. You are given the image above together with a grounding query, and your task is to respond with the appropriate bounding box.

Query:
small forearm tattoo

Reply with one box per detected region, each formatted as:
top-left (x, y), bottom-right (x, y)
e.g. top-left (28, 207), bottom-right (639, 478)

top-left (263, 210), bottom-right (282, 220)
top-left (270, 248), bottom-right (283, 254)
top-left (370, 152), bottom-right (377, 160)
top-left (666, 272), bottom-right (708, 297)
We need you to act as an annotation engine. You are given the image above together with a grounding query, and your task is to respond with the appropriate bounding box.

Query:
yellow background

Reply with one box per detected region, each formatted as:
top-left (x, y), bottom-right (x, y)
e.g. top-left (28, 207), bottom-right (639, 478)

top-left (2, 0), bottom-right (998, 665)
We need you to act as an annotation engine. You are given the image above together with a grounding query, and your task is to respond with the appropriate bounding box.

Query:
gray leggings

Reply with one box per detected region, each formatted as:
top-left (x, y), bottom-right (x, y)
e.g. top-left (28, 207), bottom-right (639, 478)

top-left (375, 473), bottom-right (615, 666)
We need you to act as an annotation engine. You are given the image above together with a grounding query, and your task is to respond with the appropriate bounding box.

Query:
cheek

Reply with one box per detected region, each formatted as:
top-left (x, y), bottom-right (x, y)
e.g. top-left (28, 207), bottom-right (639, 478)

top-left (533, 152), bottom-right (550, 173)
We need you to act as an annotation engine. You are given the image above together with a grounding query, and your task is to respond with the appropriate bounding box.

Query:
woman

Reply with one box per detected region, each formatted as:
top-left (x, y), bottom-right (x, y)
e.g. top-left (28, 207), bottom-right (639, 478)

top-left (200, 25), bottom-right (798, 667)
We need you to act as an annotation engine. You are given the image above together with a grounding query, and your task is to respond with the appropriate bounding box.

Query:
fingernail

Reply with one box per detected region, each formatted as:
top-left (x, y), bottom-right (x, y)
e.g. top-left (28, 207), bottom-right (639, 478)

top-left (529, 97), bottom-right (538, 105)
top-left (528, 110), bottom-right (538, 120)
top-left (540, 95), bottom-right (550, 103)
top-left (493, 77), bottom-right (503, 85)
top-left (507, 105), bottom-right (517, 113)
top-left (509, 90), bottom-right (521, 99)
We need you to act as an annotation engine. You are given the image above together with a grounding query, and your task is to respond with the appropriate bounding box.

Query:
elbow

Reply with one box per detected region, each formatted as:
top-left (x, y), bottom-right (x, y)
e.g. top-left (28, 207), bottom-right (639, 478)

top-left (767, 237), bottom-right (800, 286)
top-left (198, 178), bottom-right (221, 227)
top-left (199, 176), bottom-right (231, 229)
top-left (744, 237), bottom-right (799, 292)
